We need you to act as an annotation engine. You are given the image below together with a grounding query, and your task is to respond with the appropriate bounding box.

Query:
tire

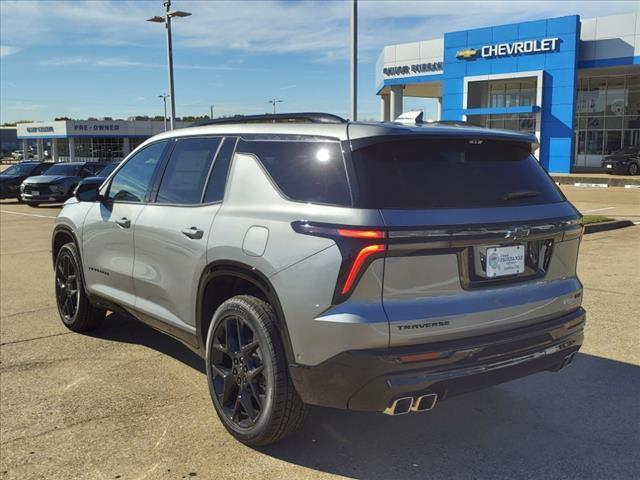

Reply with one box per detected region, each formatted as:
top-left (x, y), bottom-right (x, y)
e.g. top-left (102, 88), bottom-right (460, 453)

top-left (54, 242), bottom-right (105, 332)
top-left (16, 195), bottom-right (23, 203)
top-left (205, 295), bottom-right (308, 446)
top-left (628, 163), bottom-right (639, 176)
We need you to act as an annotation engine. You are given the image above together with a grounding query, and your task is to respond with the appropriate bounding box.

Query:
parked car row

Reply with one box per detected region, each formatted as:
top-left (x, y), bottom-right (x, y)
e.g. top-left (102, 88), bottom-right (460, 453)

top-left (0, 161), bottom-right (119, 206)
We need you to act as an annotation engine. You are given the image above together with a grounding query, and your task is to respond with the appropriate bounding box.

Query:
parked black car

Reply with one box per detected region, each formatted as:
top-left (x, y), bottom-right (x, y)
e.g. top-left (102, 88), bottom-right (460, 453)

top-left (21, 162), bottom-right (105, 207)
top-left (0, 161), bottom-right (52, 202)
top-left (73, 162), bottom-right (120, 196)
top-left (602, 145), bottom-right (640, 175)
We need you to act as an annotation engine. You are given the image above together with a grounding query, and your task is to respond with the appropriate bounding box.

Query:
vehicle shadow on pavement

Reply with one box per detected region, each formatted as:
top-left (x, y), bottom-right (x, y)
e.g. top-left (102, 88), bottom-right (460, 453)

top-left (262, 353), bottom-right (640, 480)
top-left (88, 314), bottom-right (639, 480)
top-left (88, 313), bottom-right (205, 374)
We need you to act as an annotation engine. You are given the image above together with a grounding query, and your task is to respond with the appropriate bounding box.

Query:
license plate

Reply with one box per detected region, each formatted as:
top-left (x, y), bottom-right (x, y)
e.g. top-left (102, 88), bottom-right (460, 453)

top-left (486, 245), bottom-right (525, 278)
top-left (606, 164), bottom-right (612, 169)
top-left (31, 190), bottom-right (39, 196)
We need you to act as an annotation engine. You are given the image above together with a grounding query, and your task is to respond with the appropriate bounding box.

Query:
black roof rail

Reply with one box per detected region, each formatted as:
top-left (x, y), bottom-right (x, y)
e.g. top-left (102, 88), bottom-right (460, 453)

top-left (190, 112), bottom-right (347, 127)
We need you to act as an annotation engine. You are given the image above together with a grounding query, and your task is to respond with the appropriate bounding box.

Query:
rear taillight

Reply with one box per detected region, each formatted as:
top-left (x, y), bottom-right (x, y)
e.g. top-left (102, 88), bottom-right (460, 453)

top-left (291, 222), bottom-right (387, 303)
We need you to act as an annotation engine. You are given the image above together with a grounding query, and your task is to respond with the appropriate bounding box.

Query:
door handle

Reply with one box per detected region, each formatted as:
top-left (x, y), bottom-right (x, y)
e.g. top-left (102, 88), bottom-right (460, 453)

top-left (181, 227), bottom-right (204, 239)
top-left (115, 217), bottom-right (131, 229)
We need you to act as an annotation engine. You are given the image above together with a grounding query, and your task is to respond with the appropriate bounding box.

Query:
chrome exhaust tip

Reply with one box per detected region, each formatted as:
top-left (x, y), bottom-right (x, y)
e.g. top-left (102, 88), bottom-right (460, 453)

top-left (383, 397), bottom-right (413, 416)
top-left (411, 393), bottom-right (438, 412)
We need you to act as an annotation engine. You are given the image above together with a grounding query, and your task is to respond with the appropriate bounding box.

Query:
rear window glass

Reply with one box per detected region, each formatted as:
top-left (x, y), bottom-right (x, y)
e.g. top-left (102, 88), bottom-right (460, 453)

top-left (238, 140), bottom-right (351, 206)
top-left (351, 138), bottom-right (563, 209)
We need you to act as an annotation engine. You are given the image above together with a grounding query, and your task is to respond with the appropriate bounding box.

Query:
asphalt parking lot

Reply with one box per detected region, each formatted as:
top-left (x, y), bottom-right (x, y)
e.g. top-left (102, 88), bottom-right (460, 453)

top-left (1, 189), bottom-right (639, 480)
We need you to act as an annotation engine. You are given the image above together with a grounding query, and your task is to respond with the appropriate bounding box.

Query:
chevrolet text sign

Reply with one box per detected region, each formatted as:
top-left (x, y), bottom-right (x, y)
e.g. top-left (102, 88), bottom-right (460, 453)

top-left (456, 38), bottom-right (560, 59)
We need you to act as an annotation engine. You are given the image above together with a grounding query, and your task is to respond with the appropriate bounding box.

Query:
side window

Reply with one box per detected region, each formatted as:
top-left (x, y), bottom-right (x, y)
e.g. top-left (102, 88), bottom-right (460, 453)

top-left (238, 140), bottom-right (351, 206)
top-left (108, 141), bottom-right (167, 203)
top-left (156, 137), bottom-right (221, 204)
top-left (203, 137), bottom-right (237, 203)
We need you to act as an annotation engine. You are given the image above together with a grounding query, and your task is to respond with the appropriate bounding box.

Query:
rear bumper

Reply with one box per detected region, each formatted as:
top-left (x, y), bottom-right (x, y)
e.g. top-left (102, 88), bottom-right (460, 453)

top-left (290, 307), bottom-right (585, 411)
top-left (602, 162), bottom-right (632, 174)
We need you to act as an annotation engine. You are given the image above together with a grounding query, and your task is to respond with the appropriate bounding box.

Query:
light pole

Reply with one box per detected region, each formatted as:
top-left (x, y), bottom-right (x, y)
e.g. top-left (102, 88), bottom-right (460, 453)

top-left (268, 99), bottom-right (283, 114)
top-left (158, 94), bottom-right (169, 131)
top-left (147, 1), bottom-right (191, 130)
top-left (350, 0), bottom-right (358, 121)
top-left (210, 104), bottom-right (214, 119)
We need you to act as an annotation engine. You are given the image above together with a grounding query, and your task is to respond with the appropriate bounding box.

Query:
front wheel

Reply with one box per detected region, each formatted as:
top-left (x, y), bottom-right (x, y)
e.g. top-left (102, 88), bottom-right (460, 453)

top-left (628, 163), bottom-right (639, 176)
top-left (206, 295), bottom-right (308, 446)
top-left (55, 243), bottom-right (105, 331)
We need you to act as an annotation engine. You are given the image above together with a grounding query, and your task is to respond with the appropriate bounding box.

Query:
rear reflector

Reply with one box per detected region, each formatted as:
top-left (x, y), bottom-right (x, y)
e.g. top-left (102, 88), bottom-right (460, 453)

top-left (399, 351), bottom-right (443, 363)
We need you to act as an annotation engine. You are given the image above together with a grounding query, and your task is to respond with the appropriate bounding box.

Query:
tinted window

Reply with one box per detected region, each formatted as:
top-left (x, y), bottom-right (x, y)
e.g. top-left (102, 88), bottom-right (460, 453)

top-left (351, 139), bottom-right (564, 209)
top-left (108, 142), bottom-right (167, 202)
top-left (97, 163), bottom-right (118, 177)
top-left (34, 163), bottom-right (52, 174)
top-left (203, 137), bottom-right (237, 203)
top-left (157, 137), bottom-right (221, 204)
top-left (238, 140), bottom-right (351, 206)
top-left (1, 163), bottom-right (38, 176)
top-left (43, 164), bottom-right (82, 176)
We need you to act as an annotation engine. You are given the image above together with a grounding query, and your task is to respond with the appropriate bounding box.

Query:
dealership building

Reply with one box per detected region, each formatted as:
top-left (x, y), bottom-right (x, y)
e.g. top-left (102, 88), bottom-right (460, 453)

top-left (377, 12), bottom-right (640, 172)
top-left (16, 119), bottom-right (188, 163)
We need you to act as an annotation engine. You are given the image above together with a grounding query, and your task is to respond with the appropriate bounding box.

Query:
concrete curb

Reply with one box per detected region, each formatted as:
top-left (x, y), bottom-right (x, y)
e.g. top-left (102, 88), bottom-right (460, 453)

top-left (552, 174), bottom-right (640, 188)
top-left (584, 220), bottom-right (635, 234)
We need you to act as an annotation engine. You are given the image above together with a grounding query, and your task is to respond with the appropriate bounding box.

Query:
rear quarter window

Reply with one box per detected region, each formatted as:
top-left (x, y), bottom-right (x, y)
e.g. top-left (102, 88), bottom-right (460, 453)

top-left (351, 138), bottom-right (564, 209)
top-left (237, 139), bottom-right (351, 206)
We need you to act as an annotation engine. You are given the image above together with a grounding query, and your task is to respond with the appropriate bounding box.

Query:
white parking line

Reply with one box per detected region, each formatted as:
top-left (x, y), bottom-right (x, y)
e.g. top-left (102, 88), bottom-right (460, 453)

top-left (583, 206), bottom-right (616, 213)
top-left (0, 210), bottom-right (57, 219)
top-left (573, 182), bottom-right (608, 188)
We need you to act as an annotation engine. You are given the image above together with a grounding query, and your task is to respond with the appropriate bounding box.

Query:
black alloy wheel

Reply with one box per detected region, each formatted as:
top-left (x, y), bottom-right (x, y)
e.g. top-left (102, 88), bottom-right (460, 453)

top-left (54, 243), bottom-right (105, 331)
top-left (56, 250), bottom-right (80, 323)
top-left (205, 295), bottom-right (308, 446)
top-left (629, 163), bottom-right (639, 176)
top-left (210, 315), bottom-right (266, 428)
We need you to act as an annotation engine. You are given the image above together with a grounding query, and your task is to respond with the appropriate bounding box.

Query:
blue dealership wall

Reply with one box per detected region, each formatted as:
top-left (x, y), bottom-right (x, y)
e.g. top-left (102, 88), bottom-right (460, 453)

top-left (441, 16), bottom-right (580, 172)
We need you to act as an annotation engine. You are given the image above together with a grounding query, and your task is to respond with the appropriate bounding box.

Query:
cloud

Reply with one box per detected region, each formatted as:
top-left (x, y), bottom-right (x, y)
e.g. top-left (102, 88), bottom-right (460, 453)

top-left (1, 1), bottom-right (637, 61)
top-left (39, 56), bottom-right (86, 66)
top-left (0, 45), bottom-right (20, 58)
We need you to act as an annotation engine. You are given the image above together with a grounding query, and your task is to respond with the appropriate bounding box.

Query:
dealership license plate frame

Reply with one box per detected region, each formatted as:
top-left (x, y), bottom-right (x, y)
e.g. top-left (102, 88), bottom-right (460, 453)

top-left (486, 245), bottom-right (525, 278)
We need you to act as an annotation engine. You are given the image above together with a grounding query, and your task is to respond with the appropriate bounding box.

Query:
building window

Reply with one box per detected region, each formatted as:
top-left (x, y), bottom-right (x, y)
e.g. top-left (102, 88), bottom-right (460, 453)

top-left (466, 113), bottom-right (536, 135)
top-left (574, 74), bottom-right (640, 169)
top-left (92, 137), bottom-right (124, 161)
top-left (467, 77), bottom-right (537, 109)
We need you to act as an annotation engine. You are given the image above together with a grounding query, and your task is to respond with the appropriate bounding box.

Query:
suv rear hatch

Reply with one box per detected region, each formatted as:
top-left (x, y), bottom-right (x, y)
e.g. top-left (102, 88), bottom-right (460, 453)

top-left (349, 135), bottom-right (583, 347)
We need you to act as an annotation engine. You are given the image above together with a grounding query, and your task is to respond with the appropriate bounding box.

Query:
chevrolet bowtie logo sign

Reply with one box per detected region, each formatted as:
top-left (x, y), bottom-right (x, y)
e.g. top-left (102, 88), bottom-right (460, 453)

top-left (456, 48), bottom-right (478, 59)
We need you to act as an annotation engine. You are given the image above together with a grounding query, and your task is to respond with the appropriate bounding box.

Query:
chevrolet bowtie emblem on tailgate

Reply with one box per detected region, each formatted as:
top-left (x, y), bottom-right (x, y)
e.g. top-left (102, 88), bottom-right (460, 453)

top-left (504, 227), bottom-right (531, 240)
top-left (456, 48), bottom-right (478, 59)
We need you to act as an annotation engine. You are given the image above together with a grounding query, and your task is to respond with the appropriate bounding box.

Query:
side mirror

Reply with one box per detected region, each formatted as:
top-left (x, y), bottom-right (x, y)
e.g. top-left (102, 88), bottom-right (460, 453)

top-left (75, 178), bottom-right (102, 202)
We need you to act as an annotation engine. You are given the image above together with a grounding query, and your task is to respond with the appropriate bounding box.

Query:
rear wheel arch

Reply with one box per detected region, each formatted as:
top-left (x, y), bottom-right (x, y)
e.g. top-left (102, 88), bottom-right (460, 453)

top-left (196, 261), bottom-right (296, 365)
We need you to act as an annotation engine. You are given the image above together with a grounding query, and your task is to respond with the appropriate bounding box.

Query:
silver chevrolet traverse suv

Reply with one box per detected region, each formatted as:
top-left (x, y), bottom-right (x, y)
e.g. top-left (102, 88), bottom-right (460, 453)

top-left (52, 113), bottom-right (586, 446)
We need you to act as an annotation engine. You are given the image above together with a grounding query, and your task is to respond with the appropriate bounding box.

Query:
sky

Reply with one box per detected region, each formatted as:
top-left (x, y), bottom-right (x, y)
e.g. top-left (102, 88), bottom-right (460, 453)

top-left (0, 0), bottom-right (638, 123)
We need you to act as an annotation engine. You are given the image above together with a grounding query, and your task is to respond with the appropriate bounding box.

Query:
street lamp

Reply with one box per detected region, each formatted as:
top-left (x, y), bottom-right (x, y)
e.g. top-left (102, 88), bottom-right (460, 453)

top-left (268, 99), bottom-right (283, 114)
top-left (147, 0), bottom-right (191, 130)
top-left (158, 94), bottom-right (169, 131)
